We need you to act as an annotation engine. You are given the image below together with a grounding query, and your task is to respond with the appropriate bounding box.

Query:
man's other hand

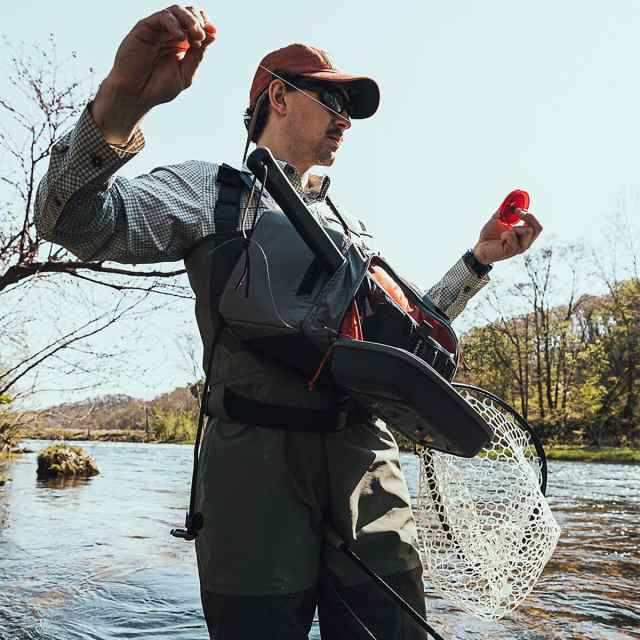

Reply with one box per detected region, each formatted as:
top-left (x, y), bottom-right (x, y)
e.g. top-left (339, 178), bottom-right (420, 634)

top-left (472, 209), bottom-right (543, 265)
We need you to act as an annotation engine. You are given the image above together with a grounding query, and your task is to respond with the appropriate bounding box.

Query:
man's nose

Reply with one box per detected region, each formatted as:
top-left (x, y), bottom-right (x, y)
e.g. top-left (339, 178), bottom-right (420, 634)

top-left (334, 113), bottom-right (351, 130)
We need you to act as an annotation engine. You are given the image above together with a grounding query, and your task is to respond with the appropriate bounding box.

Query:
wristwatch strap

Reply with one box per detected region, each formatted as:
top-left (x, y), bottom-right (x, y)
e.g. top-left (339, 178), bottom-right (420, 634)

top-left (463, 250), bottom-right (493, 277)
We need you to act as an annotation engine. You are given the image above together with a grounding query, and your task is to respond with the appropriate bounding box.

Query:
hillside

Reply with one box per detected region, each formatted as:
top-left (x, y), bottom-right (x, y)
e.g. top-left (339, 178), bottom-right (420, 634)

top-left (24, 386), bottom-right (200, 442)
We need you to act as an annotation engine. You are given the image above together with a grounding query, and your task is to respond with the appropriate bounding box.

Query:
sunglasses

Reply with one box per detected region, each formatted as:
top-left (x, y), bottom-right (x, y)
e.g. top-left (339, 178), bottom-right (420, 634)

top-left (294, 81), bottom-right (352, 119)
top-left (259, 65), bottom-right (352, 121)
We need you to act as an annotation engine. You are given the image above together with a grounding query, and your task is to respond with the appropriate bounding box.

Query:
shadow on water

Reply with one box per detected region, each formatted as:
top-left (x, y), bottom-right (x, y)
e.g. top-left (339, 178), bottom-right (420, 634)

top-left (1, 441), bottom-right (639, 640)
top-left (35, 476), bottom-right (93, 490)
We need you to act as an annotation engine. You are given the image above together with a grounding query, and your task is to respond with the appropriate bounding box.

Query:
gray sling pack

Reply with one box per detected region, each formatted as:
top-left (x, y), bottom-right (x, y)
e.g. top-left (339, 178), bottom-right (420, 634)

top-left (217, 148), bottom-right (492, 458)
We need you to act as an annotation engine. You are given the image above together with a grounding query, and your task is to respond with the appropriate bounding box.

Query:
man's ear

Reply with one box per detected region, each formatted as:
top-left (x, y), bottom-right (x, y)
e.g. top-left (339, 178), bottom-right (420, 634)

top-left (268, 80), bottom-right (288, 116)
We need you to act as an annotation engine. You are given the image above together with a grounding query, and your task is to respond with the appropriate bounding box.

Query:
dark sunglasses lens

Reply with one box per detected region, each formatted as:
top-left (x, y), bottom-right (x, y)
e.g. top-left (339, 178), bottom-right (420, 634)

top-left (295, 81), bottom-right (351, 116)
top-left (321, 90), bottom-right (350, 116)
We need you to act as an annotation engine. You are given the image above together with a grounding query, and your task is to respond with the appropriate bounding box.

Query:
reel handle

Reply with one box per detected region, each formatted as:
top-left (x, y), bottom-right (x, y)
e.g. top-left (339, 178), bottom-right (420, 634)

top-left (169, 511), bottom-right (203, 542)
top-left (170, 527), bottom-right (196, 541)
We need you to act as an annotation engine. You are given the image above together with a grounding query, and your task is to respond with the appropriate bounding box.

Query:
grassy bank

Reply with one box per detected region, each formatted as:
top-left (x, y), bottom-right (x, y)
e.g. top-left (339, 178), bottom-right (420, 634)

top-left (397, 438), bottom-right (640, 463)
top-left (545, 446), bottom-right (640, 464)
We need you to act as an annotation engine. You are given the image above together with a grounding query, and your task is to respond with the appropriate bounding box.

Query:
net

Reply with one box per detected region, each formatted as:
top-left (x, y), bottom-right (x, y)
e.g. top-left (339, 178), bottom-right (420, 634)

top-left (415, 385), bottom-right (561, 620)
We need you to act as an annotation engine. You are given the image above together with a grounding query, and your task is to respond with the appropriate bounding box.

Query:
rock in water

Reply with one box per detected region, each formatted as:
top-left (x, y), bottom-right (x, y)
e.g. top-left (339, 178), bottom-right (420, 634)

top-left (36, 444), bottom-right (99, 478)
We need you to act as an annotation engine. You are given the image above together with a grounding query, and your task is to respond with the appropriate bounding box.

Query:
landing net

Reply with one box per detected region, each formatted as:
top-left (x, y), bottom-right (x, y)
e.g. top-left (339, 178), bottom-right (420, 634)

top-left (415, 384), bottom-right (561, 620)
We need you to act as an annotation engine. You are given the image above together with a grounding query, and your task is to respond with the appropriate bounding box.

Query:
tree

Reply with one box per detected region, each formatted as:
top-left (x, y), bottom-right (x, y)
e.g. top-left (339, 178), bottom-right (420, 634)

top-left (460, 245), bottom-right (586, 426)
top-left (0, 394), bottom-right (21, 452)
top-left (588, 207), bottom-right (640, 445)
top-left (0, 36), bottom-right (192, 402)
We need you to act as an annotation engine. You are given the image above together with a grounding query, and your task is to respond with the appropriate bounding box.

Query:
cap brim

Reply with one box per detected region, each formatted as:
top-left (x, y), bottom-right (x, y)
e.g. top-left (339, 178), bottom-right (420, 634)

top-left (297, 71), bottom-right (380, 119)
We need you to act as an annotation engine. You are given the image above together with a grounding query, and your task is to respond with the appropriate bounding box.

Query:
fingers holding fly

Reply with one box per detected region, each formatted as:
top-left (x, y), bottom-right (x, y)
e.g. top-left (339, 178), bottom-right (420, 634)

top-left (198, 7), bottom-right (217, 44)
top-left (163, 5), bottom-right (208, 47)
top-left (516, 208), bottom-right (543, 242)
top-left (178, 8), bottom-right (216, 82)
top-left (137, 9), bottom-right (185, 43)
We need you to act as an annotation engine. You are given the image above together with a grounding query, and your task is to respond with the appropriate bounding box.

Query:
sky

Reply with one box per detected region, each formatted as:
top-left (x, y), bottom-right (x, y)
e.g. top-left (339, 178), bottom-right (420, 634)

top-left (2, 0), bottom-right (640, 406)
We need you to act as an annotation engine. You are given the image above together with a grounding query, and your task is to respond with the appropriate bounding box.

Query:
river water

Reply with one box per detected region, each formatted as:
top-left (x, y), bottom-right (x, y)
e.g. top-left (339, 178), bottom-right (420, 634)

top-left (0, 440), bottom-right (638, 640)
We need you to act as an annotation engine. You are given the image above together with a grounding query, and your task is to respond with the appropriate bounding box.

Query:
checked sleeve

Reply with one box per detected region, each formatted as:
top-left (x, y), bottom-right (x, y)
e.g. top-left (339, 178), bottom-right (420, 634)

top-left (424, 259), bottom-right (490, 321)
top-left (35, 106), bottom-right (216, 264)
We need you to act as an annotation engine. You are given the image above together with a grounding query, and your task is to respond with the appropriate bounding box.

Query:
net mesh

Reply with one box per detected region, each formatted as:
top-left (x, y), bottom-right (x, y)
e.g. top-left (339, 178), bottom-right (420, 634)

top-left (415, 386), bottom-right (561, 620)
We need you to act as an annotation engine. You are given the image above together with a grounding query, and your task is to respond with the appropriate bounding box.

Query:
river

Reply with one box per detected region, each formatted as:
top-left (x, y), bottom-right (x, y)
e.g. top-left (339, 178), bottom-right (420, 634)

top-left (0, 441), bottom-right (638, 639)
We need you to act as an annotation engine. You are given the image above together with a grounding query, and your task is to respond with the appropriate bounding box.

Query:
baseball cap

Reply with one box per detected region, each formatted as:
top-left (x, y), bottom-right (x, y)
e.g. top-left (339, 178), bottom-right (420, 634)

top-left (249, 44), bottom-right (380, 119)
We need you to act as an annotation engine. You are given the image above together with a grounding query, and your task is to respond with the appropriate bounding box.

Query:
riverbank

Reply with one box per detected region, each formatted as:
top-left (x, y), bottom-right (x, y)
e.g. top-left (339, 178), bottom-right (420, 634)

top-left (23, 428), bottom-right (157, 443)
top-left (0, 451), bottom-right (16, 484)
top-left (18, 430), bottom-right (640, 463)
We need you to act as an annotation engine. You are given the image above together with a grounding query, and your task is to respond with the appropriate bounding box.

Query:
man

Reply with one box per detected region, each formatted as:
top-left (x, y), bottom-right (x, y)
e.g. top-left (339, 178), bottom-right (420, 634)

top-left (35, 6), bottom-right (542, 639)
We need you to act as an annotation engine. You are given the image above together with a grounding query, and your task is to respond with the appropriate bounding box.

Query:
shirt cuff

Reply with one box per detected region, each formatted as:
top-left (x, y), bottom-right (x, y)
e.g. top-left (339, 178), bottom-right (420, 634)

top-left (455, 256), bottom-right (490, 298)
top-left (84, 100), bottom-right (146, 157)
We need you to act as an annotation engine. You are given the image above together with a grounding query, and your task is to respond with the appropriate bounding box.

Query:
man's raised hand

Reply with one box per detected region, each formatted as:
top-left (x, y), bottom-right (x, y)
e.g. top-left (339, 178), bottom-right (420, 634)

top-left (92, 6), bottom-right (216, 144)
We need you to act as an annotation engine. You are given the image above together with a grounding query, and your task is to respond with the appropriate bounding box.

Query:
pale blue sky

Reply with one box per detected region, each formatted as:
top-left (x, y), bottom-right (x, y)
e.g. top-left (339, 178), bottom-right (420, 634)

top-left (2, 0), bottom-right (640, 405)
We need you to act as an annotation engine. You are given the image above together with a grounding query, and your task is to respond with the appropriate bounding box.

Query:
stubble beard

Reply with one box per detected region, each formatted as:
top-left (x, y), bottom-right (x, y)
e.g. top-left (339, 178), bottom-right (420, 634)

top-left (285, 116), bottom-right (338, 168)
top-left (314, 142), bottom-right (336, 167)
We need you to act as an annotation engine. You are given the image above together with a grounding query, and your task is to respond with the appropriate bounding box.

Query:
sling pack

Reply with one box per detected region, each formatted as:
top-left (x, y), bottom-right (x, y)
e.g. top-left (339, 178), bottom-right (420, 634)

top-left (213, 148), bottom-right (492, 458)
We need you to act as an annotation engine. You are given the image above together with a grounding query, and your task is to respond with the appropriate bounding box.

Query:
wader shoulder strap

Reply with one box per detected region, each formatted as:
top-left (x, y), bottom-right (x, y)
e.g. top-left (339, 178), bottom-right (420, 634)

top-left (215, 163), bottom-right (251, 233)
top-left (209, 164), bottom-right (250, 334)
top-left (326, 196), bottom-right (371, 238)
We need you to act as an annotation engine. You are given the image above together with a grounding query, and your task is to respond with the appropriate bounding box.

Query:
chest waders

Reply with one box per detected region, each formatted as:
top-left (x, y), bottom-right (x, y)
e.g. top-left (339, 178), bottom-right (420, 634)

top-left (171, 148), bottom-right (549, 640)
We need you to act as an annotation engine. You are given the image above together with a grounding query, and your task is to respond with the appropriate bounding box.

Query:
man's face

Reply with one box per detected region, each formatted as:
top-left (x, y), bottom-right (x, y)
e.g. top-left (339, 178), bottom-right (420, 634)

top-left (282, 83), bottom-right (352, 168)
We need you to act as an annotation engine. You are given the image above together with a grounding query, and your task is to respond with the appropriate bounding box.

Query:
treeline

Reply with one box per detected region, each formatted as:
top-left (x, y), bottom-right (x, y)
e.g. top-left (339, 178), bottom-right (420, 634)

top-left (456, 247), bottom-right (639, 447)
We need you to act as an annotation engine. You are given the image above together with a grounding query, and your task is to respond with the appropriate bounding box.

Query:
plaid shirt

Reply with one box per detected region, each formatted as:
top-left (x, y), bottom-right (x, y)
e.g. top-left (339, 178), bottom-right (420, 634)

top-left (34, 106), bottom-right (489, 320)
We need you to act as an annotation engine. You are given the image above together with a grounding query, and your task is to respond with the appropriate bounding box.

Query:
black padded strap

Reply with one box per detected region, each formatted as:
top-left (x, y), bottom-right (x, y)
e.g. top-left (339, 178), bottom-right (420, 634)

top-left (237, 170), bottom-right (278, 209)
top-left (215, 164), bottom-right (249, 233)
top-left (223, 386), bottom-right (342, 432)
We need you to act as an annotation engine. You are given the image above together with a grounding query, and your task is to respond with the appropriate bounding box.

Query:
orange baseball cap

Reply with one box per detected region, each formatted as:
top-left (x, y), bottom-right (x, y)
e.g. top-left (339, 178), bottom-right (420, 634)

top-left (249, 44), bottom-right (380, 119)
